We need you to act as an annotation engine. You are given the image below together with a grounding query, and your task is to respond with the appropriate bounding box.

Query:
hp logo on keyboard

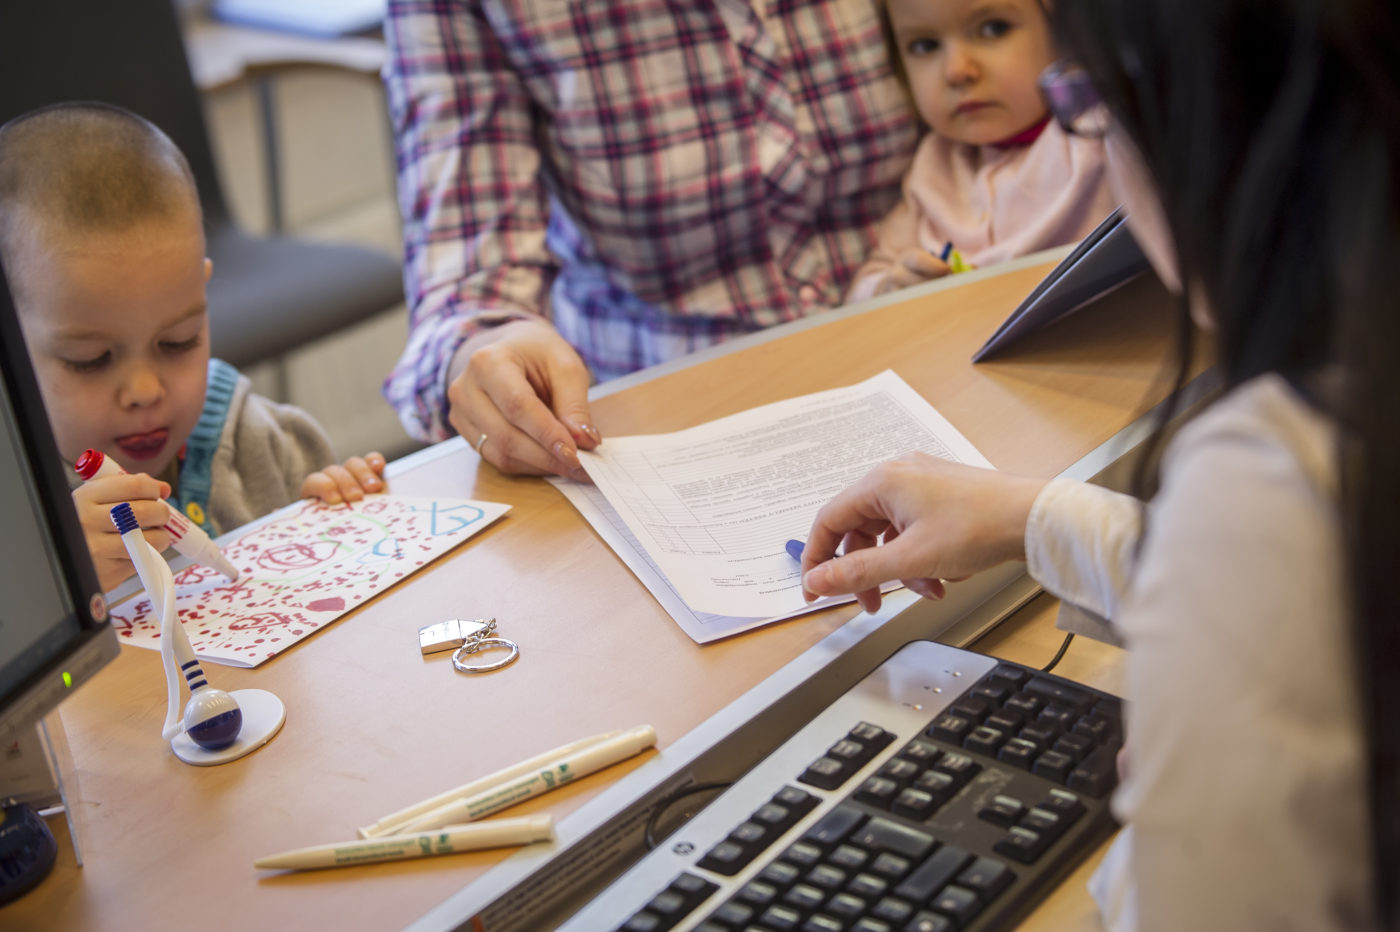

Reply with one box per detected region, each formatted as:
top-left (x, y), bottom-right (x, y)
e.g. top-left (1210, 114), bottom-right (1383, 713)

top-left (671, 841), bottom-right (695, 855)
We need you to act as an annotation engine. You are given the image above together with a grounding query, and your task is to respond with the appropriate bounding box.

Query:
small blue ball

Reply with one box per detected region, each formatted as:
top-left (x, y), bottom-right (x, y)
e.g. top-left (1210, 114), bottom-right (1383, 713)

top-left (187, 707), bottom-right (243, 750)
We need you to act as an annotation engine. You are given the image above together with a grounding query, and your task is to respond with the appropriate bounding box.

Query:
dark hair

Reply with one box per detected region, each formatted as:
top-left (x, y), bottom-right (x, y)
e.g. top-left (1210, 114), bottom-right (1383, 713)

top-left (1054, 0), bottom-right (1400, 923)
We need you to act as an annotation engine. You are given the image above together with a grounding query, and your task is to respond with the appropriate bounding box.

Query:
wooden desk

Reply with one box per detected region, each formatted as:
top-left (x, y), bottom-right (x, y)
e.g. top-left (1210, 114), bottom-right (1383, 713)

top-left (12, 256), bottom-right (1176, 930)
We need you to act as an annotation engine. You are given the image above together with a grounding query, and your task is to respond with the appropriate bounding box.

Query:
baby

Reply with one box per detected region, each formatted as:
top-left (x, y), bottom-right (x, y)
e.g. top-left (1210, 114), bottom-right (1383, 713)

top-left (848, 0), bottom-right (1116, 300)
top-left (0, 102), bottom-right (388, 590)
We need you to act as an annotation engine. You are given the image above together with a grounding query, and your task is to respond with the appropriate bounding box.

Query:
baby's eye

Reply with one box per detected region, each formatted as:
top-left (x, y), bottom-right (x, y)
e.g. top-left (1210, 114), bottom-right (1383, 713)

top-left (161, 334), bottom-right (203, 355)
top-left (63, 352), bottom-right (110, 374)
top-left (906, 37), bottom-right (940, 56)
top-left (977, 18), bottom-right (1013, 40)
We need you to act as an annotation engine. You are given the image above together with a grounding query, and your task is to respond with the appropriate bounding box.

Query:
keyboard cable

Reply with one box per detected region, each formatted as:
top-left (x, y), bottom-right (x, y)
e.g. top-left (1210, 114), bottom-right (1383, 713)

top-left (643, 781), bottom-right (733, 851)
top-left (1041, 632), bottom-right (1075, 673)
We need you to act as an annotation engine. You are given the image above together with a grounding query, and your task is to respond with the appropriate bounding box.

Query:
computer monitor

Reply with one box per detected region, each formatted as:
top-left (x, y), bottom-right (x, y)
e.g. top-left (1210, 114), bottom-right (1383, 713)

top-left (0, 258), bottom-right (119, 744)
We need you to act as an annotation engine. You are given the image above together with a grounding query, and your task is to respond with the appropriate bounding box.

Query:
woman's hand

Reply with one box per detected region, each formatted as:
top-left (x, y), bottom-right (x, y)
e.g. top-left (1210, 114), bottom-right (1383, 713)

top-left (445, 319), bottom-right (600, 479)
top-left (301, 452), bottom-right (387, 505)
top-left (801, 453), bottom-right (1048, 613)
top-left (72, 473), bottom-right (174, 591)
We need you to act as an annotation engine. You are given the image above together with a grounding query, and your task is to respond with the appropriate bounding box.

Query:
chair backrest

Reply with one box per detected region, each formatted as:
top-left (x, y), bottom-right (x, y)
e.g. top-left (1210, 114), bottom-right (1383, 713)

top-left (0, 0), bottom-right (233, 227)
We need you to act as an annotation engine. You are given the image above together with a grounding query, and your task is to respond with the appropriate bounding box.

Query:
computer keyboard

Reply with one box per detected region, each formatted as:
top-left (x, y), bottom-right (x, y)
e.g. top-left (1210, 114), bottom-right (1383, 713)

top-left (561, 640), bottom-right (1122, 932)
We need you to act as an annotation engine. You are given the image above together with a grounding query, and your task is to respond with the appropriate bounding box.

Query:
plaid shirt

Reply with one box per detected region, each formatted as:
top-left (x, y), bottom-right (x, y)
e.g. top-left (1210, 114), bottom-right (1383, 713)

top-left (383, 0), bottom-right (918, 441)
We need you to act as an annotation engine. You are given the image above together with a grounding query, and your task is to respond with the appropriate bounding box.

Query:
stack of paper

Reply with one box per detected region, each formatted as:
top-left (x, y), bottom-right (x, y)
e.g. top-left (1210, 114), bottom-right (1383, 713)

top-left (550, 370), bottom-right (992, 642)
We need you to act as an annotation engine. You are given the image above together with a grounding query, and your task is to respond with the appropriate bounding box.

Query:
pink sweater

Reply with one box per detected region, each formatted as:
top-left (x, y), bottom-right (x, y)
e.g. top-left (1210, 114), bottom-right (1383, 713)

top-left (847, 121), bottom-right (1116, 302)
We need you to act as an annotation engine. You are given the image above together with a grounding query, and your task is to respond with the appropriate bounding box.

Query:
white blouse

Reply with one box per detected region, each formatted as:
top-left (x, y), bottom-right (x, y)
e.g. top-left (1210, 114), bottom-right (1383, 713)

top-left (1024, 374), bottom-right (1372, 930)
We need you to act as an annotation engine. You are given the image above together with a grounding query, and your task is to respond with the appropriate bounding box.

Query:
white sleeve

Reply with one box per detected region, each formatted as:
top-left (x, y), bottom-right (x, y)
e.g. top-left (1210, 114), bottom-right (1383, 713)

top-left (1108, 392), bottom-right (1367, 931)
top-left (1024, 477), bottom-right (1143, 647)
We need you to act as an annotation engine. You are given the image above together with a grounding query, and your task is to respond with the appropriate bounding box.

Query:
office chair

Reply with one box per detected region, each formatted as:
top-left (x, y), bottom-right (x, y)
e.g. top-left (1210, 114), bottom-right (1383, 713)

top-left (0, 0), bottom-right (406, 374)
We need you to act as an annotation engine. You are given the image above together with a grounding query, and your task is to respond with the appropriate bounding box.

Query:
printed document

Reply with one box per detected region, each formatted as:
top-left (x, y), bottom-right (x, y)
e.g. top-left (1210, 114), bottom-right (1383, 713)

top-left (567, 370), bottom-right (992, 624)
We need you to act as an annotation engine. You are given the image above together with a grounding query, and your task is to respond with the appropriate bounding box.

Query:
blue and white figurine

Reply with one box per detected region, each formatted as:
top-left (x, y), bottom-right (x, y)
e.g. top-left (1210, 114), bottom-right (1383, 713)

top-left (109, 504), bottom-right (284, 765)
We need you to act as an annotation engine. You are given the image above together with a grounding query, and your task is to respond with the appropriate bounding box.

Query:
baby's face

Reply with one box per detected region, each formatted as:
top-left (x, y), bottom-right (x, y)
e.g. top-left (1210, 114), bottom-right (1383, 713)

top-left (13, 211), bottom-right (212, 478)
top-left (887, 0), bottom-right (1056, 146)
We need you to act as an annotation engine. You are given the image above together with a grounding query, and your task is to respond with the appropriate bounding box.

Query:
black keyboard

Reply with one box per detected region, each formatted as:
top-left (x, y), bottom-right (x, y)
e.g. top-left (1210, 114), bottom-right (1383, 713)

top-left (560, 640), bottom-right (1122, 932)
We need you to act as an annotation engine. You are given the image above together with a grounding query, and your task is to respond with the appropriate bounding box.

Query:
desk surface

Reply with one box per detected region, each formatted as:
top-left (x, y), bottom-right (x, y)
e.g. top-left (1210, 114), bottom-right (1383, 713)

top-left (13, 257), bottom-right (1175, 930)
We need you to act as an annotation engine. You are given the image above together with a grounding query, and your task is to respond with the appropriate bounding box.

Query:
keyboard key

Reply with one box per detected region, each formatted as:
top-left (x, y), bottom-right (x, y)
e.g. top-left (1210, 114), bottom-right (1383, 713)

top-left (947, 698), bottom-right (990, 723)
top-left (1020, 807), bottom-right (1066, 842)
top-left (846, 872), bottom-right (889, 899)
top-left (736, 880), bottom-right (780, 907)
top-left (891, 787), bottom-right (938, 820)
top-left (620, 911), bottom-right (663, 932)
top-left (994, 826), bottom-right (1050, 864)
top-left (851, 920), bottom-right (894, 932)
top-left (971, 683), bottom-right (1010, 704)
top-left (1021, 723), bottom-right (1061, 748)
top-left (1004, 692), bottom-right (1043, 717)
top-left (997, 737), bottom-right (1039, 770)
top-left (905, 911), bottom-right (954, 932)
top-left (899, 740), bottom-right (941, 765)
top-left (804, 805), bottom-right (866, 849)
top-left (990, 663), bottom-right (1030, 686)
top-left (851, 722), bottom-right (893, 746)
top-left (1072, 714), bottom-right (1116, 743)
top-left (829, 843), bottom-right (869, 871)
top-left (849, 816), bottom-right (937, 860)
top-left (962, 725), bottom-right (1007, 755)
top-left (1031, 749), bottom-right (1075, 782)
top-left (781, 882), bottom-right (826, 912)
top-left (930, 884), bottom-right (982, 926)
top-left (1052, 732), bottom-right (1094, 761)
top-left (805, 864), bottom-right (848, 891)
top-left (933, 752), bottom-right (980, 782)
top-left (986, 710), bottom-right (1024, 733)
top-left (868, 852), bottom-right (911, 880)
top-left (830, 739), bottom-right (868, 763)
top-left (870, 896), bottom-right (916, 924)
top-left (957, 856), bottom-right (1015, 901)
top-left (1067, 745), bottom-right (1118, 798)
top-left (978, 794), bottom-right (1025, 827)
top-left (697, 840), bottom-right (747, 876)
top-left (878, 758), bottom-right (920, 783)
top-left (706, 900), bottom-right (754, 928)
top-left (758, 903), bottom-right (804, 931)
top-left (855, 776), bottom-right (901, 807)
top-left (1038, 787), bottom-right (1086, 824)
top-left (645, 890), bottom-right (688, 924)
top-left (799, 757), bottom-right (849, 790)
top-left (913, 770), bottom-right (957, 803)
top-left (1038, 703), bottom-right (1077, 732)
top-left (800, 914), bottom-right (845, 932)
top-left (930, 714), bottom-right (974, 744)
top-left (1024, 675), bottom-right (1095, 712)
top-left (758, 861), bottom-right (801, 888)
top-left (784, 841), bottom-right (824, 867)
top-left (825, 892), bottom-right (869, 920)
top-left (894, 845), bottom-right (972, 903)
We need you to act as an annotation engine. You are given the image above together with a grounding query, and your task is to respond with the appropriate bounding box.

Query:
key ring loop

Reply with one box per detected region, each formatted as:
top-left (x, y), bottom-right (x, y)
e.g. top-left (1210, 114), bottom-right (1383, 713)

top-left (450, 617), bottom-right (520, 674)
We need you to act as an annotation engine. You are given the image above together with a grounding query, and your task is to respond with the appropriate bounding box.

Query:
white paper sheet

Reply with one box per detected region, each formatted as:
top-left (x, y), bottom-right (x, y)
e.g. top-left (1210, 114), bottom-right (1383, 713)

top-left (574, 370), bottom-right (993, 620)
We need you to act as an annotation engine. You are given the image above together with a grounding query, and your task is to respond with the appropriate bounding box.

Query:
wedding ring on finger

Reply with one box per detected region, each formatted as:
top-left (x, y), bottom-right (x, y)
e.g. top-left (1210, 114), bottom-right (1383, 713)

top-left (474, 432), bottom-right (489, 455)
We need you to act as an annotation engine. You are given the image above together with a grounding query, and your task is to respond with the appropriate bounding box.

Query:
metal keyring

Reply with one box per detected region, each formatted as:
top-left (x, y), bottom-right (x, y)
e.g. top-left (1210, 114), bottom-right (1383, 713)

top-left (451, 637), bottom-right (520, 673)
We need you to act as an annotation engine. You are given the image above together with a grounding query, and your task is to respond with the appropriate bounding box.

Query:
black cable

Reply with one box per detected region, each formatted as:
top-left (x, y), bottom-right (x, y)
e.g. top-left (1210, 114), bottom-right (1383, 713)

top-left (1041, 632), bottom-right (1075, 673)
top-left (642, 780), bottom-right (732, 851)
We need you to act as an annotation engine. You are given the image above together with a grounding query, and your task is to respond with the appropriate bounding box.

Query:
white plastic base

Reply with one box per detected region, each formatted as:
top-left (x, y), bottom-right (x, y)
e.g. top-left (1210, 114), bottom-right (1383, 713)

top-left (170, 689), bottom-right (285, 766)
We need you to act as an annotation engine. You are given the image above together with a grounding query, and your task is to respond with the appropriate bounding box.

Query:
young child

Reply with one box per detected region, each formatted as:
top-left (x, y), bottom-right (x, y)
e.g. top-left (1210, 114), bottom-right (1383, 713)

top-left (0, 102), bottom-right (388, 591)
top-left (847, 0), bottom-right (1116, 301)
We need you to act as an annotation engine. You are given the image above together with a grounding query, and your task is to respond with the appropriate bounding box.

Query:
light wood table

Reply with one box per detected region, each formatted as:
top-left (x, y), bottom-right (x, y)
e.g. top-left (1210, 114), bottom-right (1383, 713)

top-left (11, 255), bottom-right (1181, 930)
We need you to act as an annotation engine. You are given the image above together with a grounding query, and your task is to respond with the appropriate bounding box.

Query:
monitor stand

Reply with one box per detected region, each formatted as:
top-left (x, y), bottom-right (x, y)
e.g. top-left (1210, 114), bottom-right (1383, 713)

top-left (0, 713), bottom-right (83, 903)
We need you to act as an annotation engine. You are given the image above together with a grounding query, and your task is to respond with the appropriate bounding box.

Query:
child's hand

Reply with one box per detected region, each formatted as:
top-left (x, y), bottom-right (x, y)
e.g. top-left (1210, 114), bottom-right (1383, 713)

top-left (301, 452), bottom-right (387, 505)
top-left (876, 247), bottom-right (952, 295)
top-left (72, 473), bottom-right (174, 591)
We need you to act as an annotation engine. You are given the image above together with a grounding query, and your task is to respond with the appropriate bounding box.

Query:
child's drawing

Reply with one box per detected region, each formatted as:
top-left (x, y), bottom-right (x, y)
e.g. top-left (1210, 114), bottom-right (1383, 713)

top-left (108, 495), bottom-right (510, 667)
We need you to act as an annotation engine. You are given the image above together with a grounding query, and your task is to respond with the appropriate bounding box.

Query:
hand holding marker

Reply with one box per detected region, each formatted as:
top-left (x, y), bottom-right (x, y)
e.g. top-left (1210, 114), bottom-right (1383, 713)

top-left (75, 448), bottom-right (239, 581)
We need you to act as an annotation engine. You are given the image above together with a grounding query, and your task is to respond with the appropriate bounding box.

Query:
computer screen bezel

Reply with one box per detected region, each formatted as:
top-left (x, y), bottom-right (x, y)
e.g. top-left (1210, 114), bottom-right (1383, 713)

top-left (0, 258), bottom-right (119, 741)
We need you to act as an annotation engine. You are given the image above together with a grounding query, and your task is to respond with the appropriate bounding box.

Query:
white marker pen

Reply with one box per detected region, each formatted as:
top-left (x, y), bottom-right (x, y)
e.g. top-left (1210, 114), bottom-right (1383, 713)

top-left (75, 448), bottom-right (239, 581)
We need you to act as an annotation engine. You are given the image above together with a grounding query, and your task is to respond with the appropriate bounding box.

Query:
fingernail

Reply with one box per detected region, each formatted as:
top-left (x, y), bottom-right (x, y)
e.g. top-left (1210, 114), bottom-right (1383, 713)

top-left (568, 466), bottom-right (589, 483)
top-left (553, 440), bottom-right (580, 468)
top-left (366, 477), bottom-right (381, 489)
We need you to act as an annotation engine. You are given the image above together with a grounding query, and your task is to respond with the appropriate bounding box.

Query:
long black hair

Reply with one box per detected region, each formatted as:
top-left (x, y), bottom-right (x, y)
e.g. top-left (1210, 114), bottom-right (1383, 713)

top-left (1054, 0), bottom-right (1400, 924)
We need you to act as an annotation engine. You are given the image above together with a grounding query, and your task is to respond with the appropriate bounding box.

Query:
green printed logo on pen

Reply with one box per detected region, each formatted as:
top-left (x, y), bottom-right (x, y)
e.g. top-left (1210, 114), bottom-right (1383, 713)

top-left (418, 837), bottom-right (432, 855)
top-left (540, 769), bottom-right (556, 788)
